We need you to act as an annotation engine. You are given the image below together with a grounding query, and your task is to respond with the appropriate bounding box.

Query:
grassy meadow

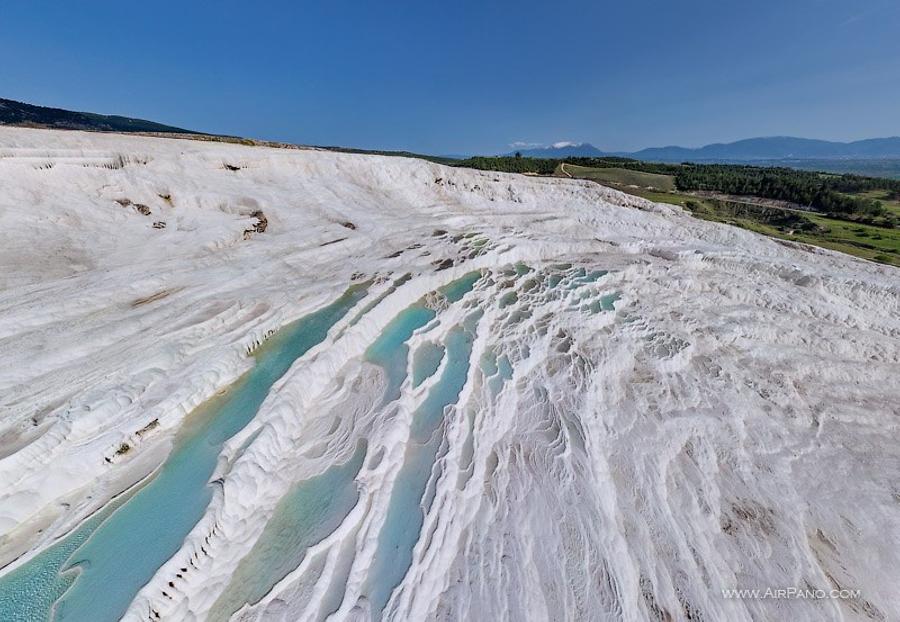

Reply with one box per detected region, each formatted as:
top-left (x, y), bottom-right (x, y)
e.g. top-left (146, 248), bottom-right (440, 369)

top-left (559, 163), bottom-right (900, 266)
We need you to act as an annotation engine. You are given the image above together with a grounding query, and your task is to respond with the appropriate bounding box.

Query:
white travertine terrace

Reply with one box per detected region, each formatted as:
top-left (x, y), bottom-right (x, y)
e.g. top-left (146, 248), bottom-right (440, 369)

top-left (0, 127), bottom-right (898, 621)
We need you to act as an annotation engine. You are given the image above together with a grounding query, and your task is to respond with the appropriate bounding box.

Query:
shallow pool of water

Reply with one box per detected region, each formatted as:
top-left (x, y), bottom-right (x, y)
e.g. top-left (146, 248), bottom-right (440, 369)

top-left (412, 342), bottom-right (445, 388)
top-left (0, 286), bottom-right (367, 622)
top-left (440, 270), bottom-right (481, 303)
top-left (208, 442), bottom-right (368, 620)
top-left (364, 321), bottom-right (477, 619)
top-left (365, 306), bottom-right (436, 405)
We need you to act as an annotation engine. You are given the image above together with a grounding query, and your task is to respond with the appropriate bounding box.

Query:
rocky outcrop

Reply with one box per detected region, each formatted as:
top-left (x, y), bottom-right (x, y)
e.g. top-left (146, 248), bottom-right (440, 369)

top-left (243, 210), bottom-right (268, 239)
top-left (115, 198), bottom-right (151, 216)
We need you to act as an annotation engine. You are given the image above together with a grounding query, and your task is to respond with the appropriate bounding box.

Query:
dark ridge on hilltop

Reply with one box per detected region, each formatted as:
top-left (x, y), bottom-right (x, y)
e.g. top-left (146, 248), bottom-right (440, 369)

top-left (0, 98), bottom-right (198, 134)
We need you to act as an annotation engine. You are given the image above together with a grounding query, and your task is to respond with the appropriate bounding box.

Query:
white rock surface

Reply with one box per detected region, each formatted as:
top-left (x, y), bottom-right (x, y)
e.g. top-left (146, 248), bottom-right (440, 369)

top-left (0, 127), bottom-right (898, 621)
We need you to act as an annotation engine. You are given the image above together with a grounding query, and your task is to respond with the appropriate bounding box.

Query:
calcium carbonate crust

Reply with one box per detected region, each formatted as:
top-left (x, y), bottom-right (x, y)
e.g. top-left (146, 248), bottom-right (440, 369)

top-left (0, 128), bottom-right (897, 621)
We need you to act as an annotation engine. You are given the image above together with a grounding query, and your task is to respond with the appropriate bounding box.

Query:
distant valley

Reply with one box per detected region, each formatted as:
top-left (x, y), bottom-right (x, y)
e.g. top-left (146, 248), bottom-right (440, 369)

top-left (506, 137), bottom-right (900, 178)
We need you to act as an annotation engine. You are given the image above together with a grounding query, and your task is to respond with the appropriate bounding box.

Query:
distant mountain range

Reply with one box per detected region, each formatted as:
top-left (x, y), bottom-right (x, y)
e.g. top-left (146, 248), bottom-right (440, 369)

top-left (0, 98), bottom-right (196, 134)
top-left (506, 136), bottom-right (900, 162)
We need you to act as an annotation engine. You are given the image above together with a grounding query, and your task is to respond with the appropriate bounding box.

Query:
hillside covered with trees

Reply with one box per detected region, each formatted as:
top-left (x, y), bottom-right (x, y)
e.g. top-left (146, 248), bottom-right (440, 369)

top-left (0, 98), bottom-right (196, 134)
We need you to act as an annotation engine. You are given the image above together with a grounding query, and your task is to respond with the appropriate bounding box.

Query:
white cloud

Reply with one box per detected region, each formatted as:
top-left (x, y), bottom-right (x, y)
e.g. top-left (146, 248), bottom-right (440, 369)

top-left (509, 140), bottom-right (585, 151)
top-left (551, 141), bottom-right (582, 149)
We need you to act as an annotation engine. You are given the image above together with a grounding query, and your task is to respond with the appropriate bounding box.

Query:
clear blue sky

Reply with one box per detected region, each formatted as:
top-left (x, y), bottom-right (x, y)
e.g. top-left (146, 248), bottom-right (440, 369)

top-left (2, 0), bottom-right (898, 155)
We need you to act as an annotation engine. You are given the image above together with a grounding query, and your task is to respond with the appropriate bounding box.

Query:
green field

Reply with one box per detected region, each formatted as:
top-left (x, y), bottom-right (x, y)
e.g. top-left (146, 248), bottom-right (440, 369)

top-left (558, 163), bottom-right (676, 192)
top-left (849, 189), bottom-right (900, 216)
top-left (562, 163), bottom-right (899, 266)
top-left (695, 206), bottom-right (900, 264)
top-left (804, 214), bottom-right (900, 260)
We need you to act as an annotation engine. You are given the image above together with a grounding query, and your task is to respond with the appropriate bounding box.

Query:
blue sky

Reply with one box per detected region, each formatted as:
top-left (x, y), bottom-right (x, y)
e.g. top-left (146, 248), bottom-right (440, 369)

top-left (1, 0), bottom-right (898, 154)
